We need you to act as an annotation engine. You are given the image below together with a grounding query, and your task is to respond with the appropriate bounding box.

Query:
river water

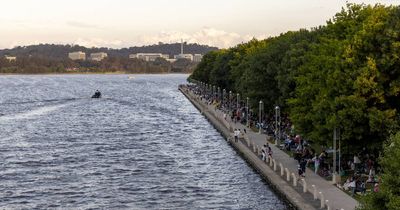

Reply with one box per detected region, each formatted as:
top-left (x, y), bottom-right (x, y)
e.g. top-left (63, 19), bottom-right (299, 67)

top-left (0, 74), bottom-right (287, 209)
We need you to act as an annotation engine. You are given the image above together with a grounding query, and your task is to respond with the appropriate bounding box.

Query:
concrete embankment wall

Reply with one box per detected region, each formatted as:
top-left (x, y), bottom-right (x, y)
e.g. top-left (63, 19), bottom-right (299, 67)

top-left (179, 87), bottom-right (316, 210)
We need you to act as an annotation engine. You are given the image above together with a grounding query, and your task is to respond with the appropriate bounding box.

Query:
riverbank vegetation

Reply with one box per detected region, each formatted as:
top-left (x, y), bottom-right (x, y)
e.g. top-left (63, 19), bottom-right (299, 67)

top-left (190, 3), bottom-right (400, 152)
top-left (189, 4), bottom-right (400, 208)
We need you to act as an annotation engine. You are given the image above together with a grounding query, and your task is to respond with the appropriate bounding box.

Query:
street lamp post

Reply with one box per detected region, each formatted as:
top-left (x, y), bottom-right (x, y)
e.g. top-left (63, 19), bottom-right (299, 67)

top-left (259, 100), bottom-right (263, 134)
top-left (332, 127), bottom-right (342, 184)
top-left (208, 84), bottom-right (211, 98)
top-left (229, 91), bottom-right (232, 113)
top-left (236, 93), bottom-right (240, 123)
top-left (222, 89), bottom-right (226, 110)
top-left (209, 85), bottom-right (211, 98)
top-left (333, 127), bottom-right (337, 184)
top-left (217, 87), bottom-right (220, 102)
top-left (246, 97), bottom-right (249, 127)
top-left (275, 106), bottom-right (280, 146)
top-left (213, 85), bottom-right (216, 100)
top-left (236, 93), bottom-right (240, 110)
top-left (210, 85), bottom-right (212, 99)
top-left (338, 128), bottom-right (341, 183)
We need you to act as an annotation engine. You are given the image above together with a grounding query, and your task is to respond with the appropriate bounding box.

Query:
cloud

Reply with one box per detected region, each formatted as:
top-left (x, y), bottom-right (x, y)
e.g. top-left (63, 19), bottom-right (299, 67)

top-left (137, 27), bottom-right (268, 48)
top-left (0, 27), bottom-right (269, 49)
top-left (73, 38), bottom-right (123, 48)
top-left (66, 21), bottom-right (100, 29)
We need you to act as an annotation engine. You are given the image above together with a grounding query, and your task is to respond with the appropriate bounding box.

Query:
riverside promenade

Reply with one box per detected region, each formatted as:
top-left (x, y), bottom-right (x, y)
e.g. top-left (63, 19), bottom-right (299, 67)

top-left (179, 85), bottom-right (359, 210)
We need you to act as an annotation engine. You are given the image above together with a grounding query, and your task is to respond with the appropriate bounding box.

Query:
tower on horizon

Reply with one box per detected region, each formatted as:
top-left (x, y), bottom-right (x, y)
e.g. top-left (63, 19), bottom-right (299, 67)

top-left (174, 39), bottom-right (193, 61)
top-left (180, 39), bottom-right (184, 54)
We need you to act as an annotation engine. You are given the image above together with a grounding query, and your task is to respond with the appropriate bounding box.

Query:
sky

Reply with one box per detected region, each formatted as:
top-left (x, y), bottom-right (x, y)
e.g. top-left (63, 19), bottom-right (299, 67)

top-left (0, 0), bottom-right (399, 49)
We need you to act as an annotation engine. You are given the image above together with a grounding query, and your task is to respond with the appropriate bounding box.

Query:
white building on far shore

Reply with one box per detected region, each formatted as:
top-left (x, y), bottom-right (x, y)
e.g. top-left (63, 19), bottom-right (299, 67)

top-left (68, 51), bottom-right (86, 60)
top-left (166, 58), bottom-right (177, 63)
top-left (90, 52), bottom-right (107, 61)
top-left (174, 54), bottom-right (193, 61)
top-left (4, 55), bottom-right (16, 62)
top-left (129, 53), bottom-right (169, 62)
top-left (193, 54), bottom-right (203, 62)
top-left (173, 39), bottom-right (194, 61)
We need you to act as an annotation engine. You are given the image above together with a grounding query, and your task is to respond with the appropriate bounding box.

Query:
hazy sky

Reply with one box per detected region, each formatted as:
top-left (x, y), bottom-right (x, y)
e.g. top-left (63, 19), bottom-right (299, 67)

top-left (1, 0), bottom-right (399, 49)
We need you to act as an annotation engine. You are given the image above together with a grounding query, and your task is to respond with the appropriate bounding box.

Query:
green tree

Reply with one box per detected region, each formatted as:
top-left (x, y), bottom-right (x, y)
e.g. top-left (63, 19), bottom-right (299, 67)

top-left (358, 132), bottom-right (400, 210)
top-left (189, 3), bottom-right (400, 152)
top-left (189, 51), bottom-right (219, 83)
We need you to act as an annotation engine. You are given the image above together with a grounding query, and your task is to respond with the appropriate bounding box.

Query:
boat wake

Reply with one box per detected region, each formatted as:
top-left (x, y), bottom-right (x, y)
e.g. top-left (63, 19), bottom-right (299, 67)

top-left (0, 97), bottom-right (84, 105)
top-left (0, 103), bottom-right (70, 122)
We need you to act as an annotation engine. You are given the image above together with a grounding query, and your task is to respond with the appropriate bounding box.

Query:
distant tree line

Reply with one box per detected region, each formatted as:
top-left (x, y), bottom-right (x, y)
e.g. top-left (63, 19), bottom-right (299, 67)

top-left (0, 56), bottom-right (198, 74)
top-left (0, 42), bottom-right (216, 74)
top-left (0, 42), bottom-right (217, 60)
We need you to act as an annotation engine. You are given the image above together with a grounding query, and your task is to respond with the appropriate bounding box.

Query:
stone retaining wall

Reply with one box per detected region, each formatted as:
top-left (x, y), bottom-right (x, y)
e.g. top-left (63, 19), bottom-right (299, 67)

top-left (180, 87), bottom-right (317, 210)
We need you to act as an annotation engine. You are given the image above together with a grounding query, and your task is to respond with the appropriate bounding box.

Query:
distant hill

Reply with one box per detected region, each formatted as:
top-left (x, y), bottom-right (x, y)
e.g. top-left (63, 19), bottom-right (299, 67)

top-left (0, 43), bottom-right (218, 59)
top-left (0, 42), bottom-right (217, 74)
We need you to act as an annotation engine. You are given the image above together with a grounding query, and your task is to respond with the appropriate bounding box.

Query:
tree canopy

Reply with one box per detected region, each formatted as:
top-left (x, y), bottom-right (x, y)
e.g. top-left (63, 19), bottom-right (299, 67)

top-left (358, 132), bottom-right (400, 210)
top-left (189, 3), bottom-right (400, 151)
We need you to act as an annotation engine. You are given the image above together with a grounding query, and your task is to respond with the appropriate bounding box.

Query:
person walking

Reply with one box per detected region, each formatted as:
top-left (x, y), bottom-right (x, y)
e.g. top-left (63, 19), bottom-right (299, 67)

top-left (312, 154), bottom-right (320, 174)
top-left (261, 144), bottom-right (267, 161)
top-left (234, 129), bottom-right (239, 142)
top-left (267, 143), bottom-right (273, 158)
top-left (298, 158), bottom-right (307, 178)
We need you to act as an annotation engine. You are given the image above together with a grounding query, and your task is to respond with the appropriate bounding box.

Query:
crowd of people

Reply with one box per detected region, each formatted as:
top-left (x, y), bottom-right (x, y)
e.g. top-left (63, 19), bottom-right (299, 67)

top-left (183, 83), bottom-right (381, 196)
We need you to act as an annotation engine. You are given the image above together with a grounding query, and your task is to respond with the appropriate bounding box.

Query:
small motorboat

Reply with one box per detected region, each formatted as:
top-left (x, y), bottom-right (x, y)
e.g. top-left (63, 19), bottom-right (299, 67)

top-left (92, 90), bottom-right (102, 98)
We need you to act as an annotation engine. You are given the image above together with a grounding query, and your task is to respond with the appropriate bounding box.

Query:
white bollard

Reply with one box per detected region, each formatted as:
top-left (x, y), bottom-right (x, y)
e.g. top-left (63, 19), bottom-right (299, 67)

top-left (319, 192), bottom-right (325, 209)
top-left (280, 163), bottom-right (284, 176)
top-left (312, 185), bottom-right (317, 200)
top-left (301, 179), bottom-right (307, 193)
top-left (326, 200), bottom-right (330, 210)
top-left (270, 158), bottom-right (274, 167)
top-left (292, 173), bottom-right (297, 186)
top-left (285, 168), bottom-right (290, 181)
top-left (273, 159), bottom-right (277, 171)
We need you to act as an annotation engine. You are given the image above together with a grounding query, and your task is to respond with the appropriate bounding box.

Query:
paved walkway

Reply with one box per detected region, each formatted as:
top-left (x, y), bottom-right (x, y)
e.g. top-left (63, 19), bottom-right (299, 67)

top-left (188, 90), bottom-right (358, 210)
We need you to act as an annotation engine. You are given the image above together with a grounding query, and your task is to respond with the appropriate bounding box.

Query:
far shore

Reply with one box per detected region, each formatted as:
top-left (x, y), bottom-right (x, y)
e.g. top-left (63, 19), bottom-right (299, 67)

top-left (0, 72), bottom-right (191, 76)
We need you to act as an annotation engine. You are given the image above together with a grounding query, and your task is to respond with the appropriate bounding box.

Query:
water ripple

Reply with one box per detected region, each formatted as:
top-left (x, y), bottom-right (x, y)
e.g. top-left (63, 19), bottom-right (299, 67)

top-left (0, 74), bottom-right (287, 209)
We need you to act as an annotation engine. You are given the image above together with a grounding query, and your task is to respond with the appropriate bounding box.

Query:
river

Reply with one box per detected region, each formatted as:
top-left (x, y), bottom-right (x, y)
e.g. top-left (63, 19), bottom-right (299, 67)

top-left (0, 74), bottom-right (287, 209)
